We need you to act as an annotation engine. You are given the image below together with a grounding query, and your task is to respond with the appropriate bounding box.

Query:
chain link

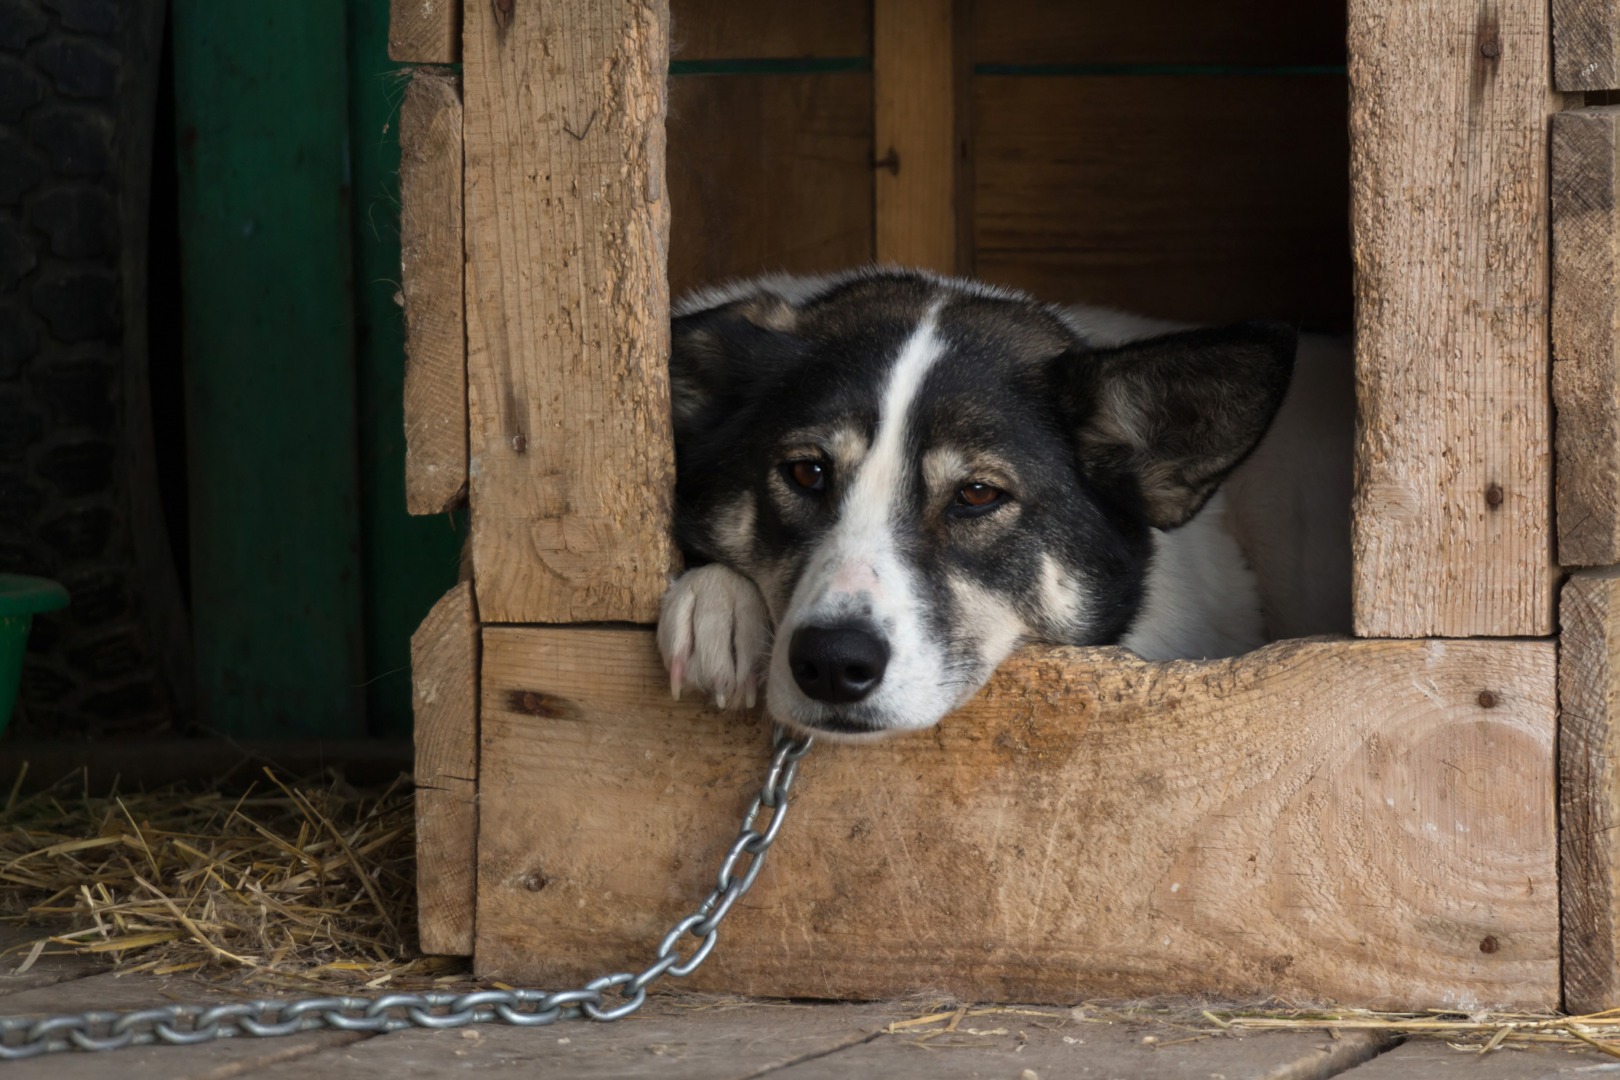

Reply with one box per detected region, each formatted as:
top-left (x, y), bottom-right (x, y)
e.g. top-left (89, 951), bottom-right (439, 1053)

top-left (0, 727), bottom-right (814, 1060)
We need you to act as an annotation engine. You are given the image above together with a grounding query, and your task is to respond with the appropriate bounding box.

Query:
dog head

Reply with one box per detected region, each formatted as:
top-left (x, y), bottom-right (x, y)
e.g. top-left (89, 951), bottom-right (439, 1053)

top-left (670, 270), bottom-right (1294, 739)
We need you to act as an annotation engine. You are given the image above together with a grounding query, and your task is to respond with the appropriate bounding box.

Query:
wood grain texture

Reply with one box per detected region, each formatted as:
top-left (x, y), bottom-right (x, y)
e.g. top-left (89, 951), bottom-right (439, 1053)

top-left (973, 75), bottom-right (1351, 325)
top-left (874, 0), bottom-right (969, 274)
top-left (388, 0), bottom-right (459, 63)
top-left (411, 581), bottom-right (478, 956)
top-left (462, 0), bottom-right (678, 624)
top-left (1560, 569), bottom-right (1620, 1013)
top-left (399, 71), bottom-right (466, 516)
top-left (668, 74), bottom-right (874, 301)
top-left (1553, 107), bottom-right (1620, 567)
top-left (1348, 0), bottom-right (1557, 637)
top-left (475, 629), bottom-right (1557, 1009)
top-left (971, 0), bottom-right (1346, 66)
top-left (1553, 0), bottom-right (1620, 91)
top-left (670, 0), bottom-right (870, 60)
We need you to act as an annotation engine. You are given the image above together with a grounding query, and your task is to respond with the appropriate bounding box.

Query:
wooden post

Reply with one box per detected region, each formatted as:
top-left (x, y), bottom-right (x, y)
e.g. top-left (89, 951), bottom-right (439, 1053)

top-left (1561, 570), bottom-right (1620, 1011)
top-left (389, 0), bottom-right (460, 64)
top-left (1553, 0), bottom-right (1620, 91)
top-left (461, 0), bottom-right (678, 624)
top-left (1347, 0), bottom-right (1557, 637)
top-left (1553, 107), bottom-right (1620, 567)
top-left (474, 631), bottom-right (1557, 1010)
top-left (400, 71), bottom-right (467, 517)
top-left (873, 0), bottom-right (971, 274)
top-left (412, 582), bottom-right (479, 956)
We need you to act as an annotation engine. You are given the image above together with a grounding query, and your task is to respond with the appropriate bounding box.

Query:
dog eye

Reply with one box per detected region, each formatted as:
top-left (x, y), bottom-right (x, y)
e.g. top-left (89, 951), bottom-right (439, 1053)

top-left (781, 459), bottom-right (828, 493)
top-left (952, 483), bottom-right (1007, 516)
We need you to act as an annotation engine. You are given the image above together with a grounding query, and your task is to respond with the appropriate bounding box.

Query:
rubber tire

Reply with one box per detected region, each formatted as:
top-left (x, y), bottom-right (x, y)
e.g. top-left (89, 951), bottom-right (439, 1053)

top-left (0, 0), bottom-right (188, 738)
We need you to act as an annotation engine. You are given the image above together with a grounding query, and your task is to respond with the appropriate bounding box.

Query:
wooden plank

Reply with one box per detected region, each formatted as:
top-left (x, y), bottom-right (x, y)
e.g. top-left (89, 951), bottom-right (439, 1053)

top-left (388, 0), bottom-right (459, 64)
top-left (1348, 0), bottom-right (1557, 638)
top-left (1560, 569), bottom-right (1620, 1012)
top-left (462, 0), bottom-right (678, 624)
top-left (773, 1027), bottom-right (1389, 1080)
top-left (874, 0), bottom-right (969, 274)
top-left (411, 581), bottom-right (478, 955)
top-left (1552, 107), bottom-right (1620, 567)
top-left (1338, 1040), bottom-right (1616, 1077)
top-left (475, 629), bottom-right (1558, 1009)
top-left (973, 75), bottom-right (1350, 325)
top-left (668, 74), bottom-right (874, 300)
top-left (3, 740), bottom-right (411, 791)
top-left (234, 1000), bottom-right (1390, 1080)
top-left (173, 1), bottom-right (365, 737)
top-left (228, 1000), bottom-right (889, 1080)
top-left (972, 0), bottom-right (1347, 67)
top-left (1553, 0), bottom-right (1620, 91)
top-left (671, 0), bottom-right (870, 60)
top-left (399, 71), bottom-right (467, 516)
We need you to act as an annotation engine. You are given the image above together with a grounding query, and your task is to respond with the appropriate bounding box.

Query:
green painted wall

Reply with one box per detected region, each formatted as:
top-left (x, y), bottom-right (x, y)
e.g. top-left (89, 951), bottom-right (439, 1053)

top-left (171, 0), bottom-right (462, 739)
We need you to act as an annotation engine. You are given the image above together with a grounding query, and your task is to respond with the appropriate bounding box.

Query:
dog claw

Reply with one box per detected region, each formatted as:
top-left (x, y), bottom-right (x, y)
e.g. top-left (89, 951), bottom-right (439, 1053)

top-left (669, 660), bottom-right (685, 700)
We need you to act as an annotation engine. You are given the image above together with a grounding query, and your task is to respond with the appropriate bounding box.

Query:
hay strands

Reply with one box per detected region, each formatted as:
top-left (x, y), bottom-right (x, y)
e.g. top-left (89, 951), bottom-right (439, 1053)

top-left (0, 764), bottom-right (445, 989)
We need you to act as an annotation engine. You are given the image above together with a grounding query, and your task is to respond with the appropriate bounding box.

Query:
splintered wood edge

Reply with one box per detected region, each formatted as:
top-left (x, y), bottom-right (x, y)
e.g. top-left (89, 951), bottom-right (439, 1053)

top-left (389, 0), bottom-right (460, 63)
top-left (1553, 107), bottom-right (1620, 567)
top-left (412, 581), bottom-right (479, 956)
top-left (1561, 569), bottom-right (1620, 1012)
top-left (400, 70), bottom-right (468, 516)
top-left (473, 629), bottom-right (1558, 1009)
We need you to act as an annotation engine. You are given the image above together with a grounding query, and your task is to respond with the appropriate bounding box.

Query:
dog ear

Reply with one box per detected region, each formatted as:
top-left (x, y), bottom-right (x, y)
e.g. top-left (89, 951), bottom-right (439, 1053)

top-left (1053, 321), bottom-right (1296, 529)
top-left (670, 293), bottom-right (805, 439)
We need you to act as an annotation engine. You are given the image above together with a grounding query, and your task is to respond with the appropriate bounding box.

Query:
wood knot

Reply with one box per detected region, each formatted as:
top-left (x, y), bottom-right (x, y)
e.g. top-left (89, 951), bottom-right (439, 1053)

top-left (1479, 935), bottom-right (1500, 954)
top-left (1484, 483), bottom-right (1503, 508)
top-left (492, 0), bottom-right (514, 31)
top-left (1477, 690), bottom-right (1498, 709)
top-left (873, 149), bottom-right (900, 175)
top-left (507, 689), bottom-right (581, 720)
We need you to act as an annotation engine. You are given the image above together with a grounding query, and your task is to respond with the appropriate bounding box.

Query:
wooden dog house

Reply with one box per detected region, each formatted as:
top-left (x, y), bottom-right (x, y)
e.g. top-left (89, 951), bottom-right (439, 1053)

top-left (391, 0), bottom-right (1620, 1011)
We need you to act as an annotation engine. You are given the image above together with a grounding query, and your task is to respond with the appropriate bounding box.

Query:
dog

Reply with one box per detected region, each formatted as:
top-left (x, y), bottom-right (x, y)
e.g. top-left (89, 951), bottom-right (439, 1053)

top-left (657, 267), bottom-right (1350, 741)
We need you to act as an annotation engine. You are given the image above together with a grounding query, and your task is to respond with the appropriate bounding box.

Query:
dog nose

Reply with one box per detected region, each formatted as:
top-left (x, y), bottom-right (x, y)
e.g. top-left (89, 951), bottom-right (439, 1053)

top-left (788, 624), bottom-right (890, 704)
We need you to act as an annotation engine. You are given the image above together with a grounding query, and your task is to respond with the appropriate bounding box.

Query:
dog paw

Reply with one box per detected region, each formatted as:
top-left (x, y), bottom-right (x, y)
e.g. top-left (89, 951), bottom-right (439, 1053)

top-left (657, 564), bottom-right (772, 710)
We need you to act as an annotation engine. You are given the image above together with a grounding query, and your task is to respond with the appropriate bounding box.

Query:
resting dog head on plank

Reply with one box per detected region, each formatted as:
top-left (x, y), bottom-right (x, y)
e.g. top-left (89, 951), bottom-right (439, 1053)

top-left (658, 268), bottom-right (1296, 741)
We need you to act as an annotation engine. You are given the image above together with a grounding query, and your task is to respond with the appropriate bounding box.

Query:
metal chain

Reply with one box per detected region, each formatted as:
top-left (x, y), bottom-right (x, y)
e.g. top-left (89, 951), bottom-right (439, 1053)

top-left (0, 727), bottom-right (814, 1060)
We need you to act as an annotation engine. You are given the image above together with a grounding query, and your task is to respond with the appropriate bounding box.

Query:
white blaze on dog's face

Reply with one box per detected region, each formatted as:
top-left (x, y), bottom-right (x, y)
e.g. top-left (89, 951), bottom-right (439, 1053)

top-left (666, 270), bottom-right (1295, 740)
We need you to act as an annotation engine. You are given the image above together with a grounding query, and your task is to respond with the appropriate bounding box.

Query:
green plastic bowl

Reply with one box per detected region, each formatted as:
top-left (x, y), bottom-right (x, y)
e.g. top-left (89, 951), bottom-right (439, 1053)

top-left (0, 574), bottom-right (69, 735)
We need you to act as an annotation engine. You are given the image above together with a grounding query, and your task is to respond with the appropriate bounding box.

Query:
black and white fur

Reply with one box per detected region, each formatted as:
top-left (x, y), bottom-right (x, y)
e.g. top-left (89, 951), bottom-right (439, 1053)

top-left (658, 268), bottom-right (1310, 741)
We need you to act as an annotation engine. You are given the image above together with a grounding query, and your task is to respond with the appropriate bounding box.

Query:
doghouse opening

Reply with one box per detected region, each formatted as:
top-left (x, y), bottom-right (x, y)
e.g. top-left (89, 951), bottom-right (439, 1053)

top-left (665, 0), bottom-right (1355, 649)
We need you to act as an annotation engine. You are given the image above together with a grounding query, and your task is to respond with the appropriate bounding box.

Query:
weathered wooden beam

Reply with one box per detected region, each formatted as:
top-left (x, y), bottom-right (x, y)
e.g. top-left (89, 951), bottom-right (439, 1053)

top-left (1553, 0), bottom-right (1620, 91)
top-left (1348, 0), bottom-right (1557, 636)
top-left (1560, 569), bottom-right (1620, 1012)
top-left (389, 0), bottom-right (459, 64)
top-left (874, 0), bottom-right (971, 274)
top-left (475, 629), bottom-right (1557, 1009)
top-left (1553, 107), bottom-right (1620, 567)
top-left (411, 581), bottom-right (479, 956)
top-left (399, 71), bottom-right (467, 516)
top-left (461, 0), bottom-right (678, 624)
